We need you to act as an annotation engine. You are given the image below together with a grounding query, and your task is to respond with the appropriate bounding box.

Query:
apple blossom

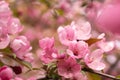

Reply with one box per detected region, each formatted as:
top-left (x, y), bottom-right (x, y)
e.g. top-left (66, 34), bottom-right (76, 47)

top-left (74, 21), bottom-right (91, 40)
top-left (39, 37), bottom-right (54, 50)
top-left (0, 1), bottom-right (11, 21)
top-left (39, 37), bottom-right (58, 64)
top-left (7, 18), bottom-right (23, 34)
top-left (57, 23), bottom-right (76, 46)
top-left (67, 41), bottom-right (89, 59)
top-left (57, 57), bottom-right (81, 78)
top-left (0, 21), bottom-right (10, 49)
top-left (0, 34), bottom-right (10, 49)
top-left (0, 0), bottom-right (119, 80)
top-left (97, 39), bottom-right (115, 53)
top-left (57, 21), bottom-right (91, 46)
top-left (86, 1), bottom-right (101, 22)
top-left (10, 36), bottom-right (32, 59)
top-left (84, 49), bottom-right (105, 71)
top-left (22, 53), bottom-right (34, 62)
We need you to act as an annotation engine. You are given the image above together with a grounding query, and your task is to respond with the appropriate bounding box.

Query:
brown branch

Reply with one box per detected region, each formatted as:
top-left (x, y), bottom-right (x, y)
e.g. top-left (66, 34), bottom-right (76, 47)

top-left (82, 68), bottom-right (120, 80)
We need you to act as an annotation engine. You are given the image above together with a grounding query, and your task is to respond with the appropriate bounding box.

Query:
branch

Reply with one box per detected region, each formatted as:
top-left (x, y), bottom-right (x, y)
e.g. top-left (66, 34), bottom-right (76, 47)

top-left (82, 68), bottom-right (120, 80)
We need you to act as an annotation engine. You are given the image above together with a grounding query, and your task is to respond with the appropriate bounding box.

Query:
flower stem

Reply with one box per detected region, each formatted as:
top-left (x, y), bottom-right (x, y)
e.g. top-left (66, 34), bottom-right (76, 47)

top-left (82, 68), bottom-right (120, 80)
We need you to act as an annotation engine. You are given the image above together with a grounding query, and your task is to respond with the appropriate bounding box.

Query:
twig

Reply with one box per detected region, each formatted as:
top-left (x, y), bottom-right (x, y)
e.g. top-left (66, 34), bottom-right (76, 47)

top-left (82, 68), bottom-right (120, 80)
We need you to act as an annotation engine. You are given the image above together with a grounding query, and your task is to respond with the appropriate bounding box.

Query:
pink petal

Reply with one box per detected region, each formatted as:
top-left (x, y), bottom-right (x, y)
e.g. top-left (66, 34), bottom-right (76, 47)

top-left (0, 35), bottom-right (10, 49)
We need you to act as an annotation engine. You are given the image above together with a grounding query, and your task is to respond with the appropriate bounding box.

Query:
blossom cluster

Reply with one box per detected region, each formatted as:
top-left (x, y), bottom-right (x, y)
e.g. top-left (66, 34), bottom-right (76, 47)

top-left (38, 20), bottom-right (115, 80)
top-left (0, 1), bottom-right (33, 80)
top-left (0, 0), bottom-right (120, 80)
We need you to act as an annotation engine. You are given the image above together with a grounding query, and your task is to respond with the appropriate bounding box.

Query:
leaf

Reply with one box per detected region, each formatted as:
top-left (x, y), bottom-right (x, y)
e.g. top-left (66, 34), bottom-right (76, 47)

top-left (85, 38), bottom-right (101, 46)
top-left (86, 72), bottom-right (102, 80)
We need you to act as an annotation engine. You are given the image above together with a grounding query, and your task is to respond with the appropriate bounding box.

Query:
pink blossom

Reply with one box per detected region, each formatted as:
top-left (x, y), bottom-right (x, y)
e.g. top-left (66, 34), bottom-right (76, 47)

top-left (97, 39), bottom-right (115, 52)
top-left (0, 66), bottom-right (14, 80)
top-left (0, 1), bottom-right (11, 21)
top-left (10, 36), bottom-right (32, 59)
top-left (74, 21), bottom-right (91, 41)
top-left (57, 57), bottom-right (81, 78)
top-left (0, 34), bottom-right (10, 49)
top-left (86, 1), bottom-right (101, 22)
top-left (84, 49), bottom-right (105, 71)
top-left (57, 21), bottom-right (91, 46)
top-left (0, 21), bottom-right (8, 35)
top-left (39, 37), bottom-right (54, 49)
top-left (7, 18), bottom-right (23, 34)
top-left (0, 21), bottom-right (10, 49)
top-left (39, 47), bottom-right (58, 64)
top-left (57, 0), bottom-right (71, 12)
top-left (109, 0), bottom-right (120, 4)
top-left (39, 37), bottom-right (58, 64)
top-left (67, 41), bottom-right (89, 59)
top-left (57, 23), bottom-right (76, 46)
top-left (23, 53), bottom-right (34, 62)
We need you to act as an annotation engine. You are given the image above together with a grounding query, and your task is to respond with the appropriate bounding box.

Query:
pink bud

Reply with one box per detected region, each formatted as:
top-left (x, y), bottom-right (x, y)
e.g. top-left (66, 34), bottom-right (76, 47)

top-left (0, 66), bottom-right (13, 80)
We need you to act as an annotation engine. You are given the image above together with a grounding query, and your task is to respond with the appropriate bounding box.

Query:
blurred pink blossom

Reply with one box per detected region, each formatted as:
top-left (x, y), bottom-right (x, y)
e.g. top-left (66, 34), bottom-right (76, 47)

top-left (0, 1), bottom-right (11, 21)
top-left (96, 3), bottom-right (120, 34)
top-left (7, 18), bottom-right (23, 34)
top-left (39, 37), bottom-right (54, 50)
top-left (86, 1), bottom-right (101, 22)
top-left (88, 0), bottom-right (120, 34)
